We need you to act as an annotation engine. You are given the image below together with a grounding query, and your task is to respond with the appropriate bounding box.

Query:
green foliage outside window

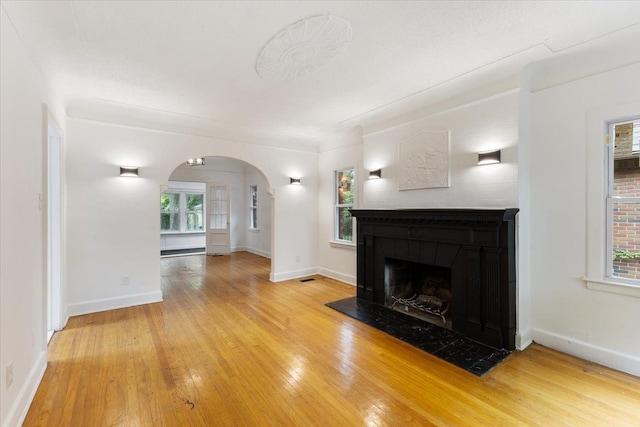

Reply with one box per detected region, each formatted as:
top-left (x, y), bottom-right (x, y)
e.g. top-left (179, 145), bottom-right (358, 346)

top-left (336, 169), bottom-right (355, 242)
top-left (186, 194), bottom-right (204, 231)
top-left (161, 192), bottom-right (203, 232)
top-left (613, 249), bottom-right (640, 260)
top-left (161, 193), bottom-right (180, 231)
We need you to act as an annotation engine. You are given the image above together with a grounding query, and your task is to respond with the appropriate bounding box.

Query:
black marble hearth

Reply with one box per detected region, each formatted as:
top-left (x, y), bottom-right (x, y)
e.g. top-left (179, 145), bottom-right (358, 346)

top-left (326, 296), bottom-right (510, 376)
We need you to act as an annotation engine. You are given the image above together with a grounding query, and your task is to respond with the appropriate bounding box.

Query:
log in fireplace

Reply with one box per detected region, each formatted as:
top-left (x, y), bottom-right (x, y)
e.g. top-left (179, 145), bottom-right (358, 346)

top-left (350, 208), bottom-right (518, 350)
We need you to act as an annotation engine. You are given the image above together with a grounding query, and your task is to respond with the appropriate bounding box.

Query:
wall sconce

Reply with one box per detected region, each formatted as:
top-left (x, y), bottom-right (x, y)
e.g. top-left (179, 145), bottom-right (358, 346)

top-left (369, 169), bottom-right (382, 179)
top-left (187, 157), bottom-right (205, 167)
top-left (119, 166), bottom-right (139, 177)
top-left (289, 177), bottom-right (301, 185)
top-left (478, 150), bottom-right (501, 165)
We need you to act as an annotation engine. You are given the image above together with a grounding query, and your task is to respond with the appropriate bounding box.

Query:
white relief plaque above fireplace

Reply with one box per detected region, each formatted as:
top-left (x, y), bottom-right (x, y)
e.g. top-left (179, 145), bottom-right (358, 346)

top-left (399, 130), bottom-right (450, 190)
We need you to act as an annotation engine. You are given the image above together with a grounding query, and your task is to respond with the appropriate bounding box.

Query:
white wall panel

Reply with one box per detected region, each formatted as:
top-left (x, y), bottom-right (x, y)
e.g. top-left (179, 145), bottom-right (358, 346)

top-left (65, 118), bottom-right (318, 311)
top-left (524, 62), bottom-right (640, 375)
top-left (0, 8), bottom-right (65, 427)
top-left (361, 92), bottom-right (519, 210)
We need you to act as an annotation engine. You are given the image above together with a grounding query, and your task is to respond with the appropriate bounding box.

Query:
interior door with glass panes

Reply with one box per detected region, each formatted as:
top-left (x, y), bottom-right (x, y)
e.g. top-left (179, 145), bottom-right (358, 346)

top-left (207, 183), bottom-right (230, 255)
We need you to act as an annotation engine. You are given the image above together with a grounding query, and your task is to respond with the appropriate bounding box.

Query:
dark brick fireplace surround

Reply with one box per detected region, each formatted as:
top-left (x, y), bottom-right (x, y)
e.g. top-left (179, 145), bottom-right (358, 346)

top-left (350, 209), bottom-right (518, 350)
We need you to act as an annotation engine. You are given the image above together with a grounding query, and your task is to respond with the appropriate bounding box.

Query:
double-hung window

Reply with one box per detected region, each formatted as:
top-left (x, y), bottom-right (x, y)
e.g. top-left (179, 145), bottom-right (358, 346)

top-left (249, 184), bottom-right (258, 230)
top-left (161, 188), bottom-right (205, 233)
top-left (335, 168), bottom-right (355, 242)
top-left (161, 193), bottom-right (181, 232)
top-left (607, 118), bottom-right (640, 283)
top-left (586, 103), bottom-right (640, 297)
top-left (185, 193), bottom-right (204, 231)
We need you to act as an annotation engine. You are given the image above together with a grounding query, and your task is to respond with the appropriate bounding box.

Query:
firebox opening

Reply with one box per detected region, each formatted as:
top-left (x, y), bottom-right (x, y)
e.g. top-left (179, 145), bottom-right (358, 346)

top-left (384, 258), bottom-right (453, 329)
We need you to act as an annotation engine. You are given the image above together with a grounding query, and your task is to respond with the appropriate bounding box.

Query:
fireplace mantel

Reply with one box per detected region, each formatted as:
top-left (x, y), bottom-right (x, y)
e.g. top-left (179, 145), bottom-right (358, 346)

top-left (350, 208), bottom-right (518, 350)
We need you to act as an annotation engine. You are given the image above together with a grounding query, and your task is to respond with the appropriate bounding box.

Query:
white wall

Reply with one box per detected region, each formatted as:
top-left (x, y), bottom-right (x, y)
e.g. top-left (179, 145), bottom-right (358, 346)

top-left (317, 129), bottom-right (363, 285)
top-left (65, 118), bottom-right (318, 315)
top-left (317, 93), bottom-right (520, 288)
top-left (361, 91), bottom-right (519, 209)
top-left (272, 172), bottom-right (319, 281)
top-left (0, 8), bottom-right (65, 427)
top-left (523, 62), bottom-right (640, 375)
top-left (244, 167), bottom-right (272, 258)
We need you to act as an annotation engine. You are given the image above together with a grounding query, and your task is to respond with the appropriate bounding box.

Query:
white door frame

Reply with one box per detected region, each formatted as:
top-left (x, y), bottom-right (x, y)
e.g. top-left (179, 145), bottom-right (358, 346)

top-left (47, 119), bottom-right (64, 335)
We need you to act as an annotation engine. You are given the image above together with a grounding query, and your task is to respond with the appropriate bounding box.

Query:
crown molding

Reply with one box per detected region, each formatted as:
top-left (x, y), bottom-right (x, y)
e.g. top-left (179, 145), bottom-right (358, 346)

top-left (66, 99), bottom-right (321, 153)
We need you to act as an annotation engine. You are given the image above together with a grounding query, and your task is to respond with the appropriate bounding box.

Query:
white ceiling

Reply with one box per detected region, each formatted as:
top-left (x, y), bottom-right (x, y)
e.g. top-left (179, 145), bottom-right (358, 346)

top-left (3, 1), bottom-right (640, 143)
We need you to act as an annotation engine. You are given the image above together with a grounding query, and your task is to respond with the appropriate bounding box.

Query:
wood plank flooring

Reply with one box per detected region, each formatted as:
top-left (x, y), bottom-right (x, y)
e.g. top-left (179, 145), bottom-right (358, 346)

top-left (24, 252), bottom-right (640, 426)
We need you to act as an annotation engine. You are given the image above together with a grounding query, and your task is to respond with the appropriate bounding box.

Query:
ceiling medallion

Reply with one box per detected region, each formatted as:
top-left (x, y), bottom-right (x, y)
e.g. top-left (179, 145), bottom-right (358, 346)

top-left (256, 15), bottom-right (352, 82)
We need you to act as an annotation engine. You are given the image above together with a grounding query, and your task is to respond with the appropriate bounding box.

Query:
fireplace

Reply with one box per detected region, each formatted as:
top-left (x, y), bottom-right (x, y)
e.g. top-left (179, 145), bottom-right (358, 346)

top-left (350, 209), bottom-right (518, 350)
top-left (384, 259), bottom-right (453, 328)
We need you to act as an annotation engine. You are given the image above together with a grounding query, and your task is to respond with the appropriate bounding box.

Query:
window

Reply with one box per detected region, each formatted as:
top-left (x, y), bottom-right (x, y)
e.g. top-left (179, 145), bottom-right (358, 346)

top-left (185, 193), bottom-right (204, 231)
top-left (607, 118), bottom-right (640, 283)
top-left (249, 184), bottom-right (258, 230)
top-left (160, 192), bottom-right (180, 231)
top-left (161, 190), bottom-right (205, 233)
top-left (335, 168), bottom-right (355, 242)
top-left (633, 120), bottom-right (640, 153)
top-left (585, 103), bottom-right (640, 297)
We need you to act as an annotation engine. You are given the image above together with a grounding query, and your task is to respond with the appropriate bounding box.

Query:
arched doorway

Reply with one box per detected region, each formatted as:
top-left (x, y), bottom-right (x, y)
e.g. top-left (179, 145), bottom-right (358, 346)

top-left (160, 156), bottom-right (273, 268)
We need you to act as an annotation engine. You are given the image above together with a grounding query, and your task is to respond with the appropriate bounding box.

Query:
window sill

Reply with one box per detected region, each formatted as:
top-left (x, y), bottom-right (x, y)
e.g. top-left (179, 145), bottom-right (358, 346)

top-left (248, 228), bottom-right (260, 233)
top-left (329, 240), bottom-right (356, 250)
top-left (583, 277), bottom-right (640, 298)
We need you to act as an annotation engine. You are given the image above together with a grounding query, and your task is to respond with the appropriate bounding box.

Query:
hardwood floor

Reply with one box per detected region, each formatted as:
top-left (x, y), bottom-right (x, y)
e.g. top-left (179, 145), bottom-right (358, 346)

top-left (25, 252), bottom-right (640, 426)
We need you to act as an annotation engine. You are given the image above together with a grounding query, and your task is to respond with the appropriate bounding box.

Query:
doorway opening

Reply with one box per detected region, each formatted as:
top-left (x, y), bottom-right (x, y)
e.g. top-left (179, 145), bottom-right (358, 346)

top-left (160, 157), bottom-right (273, 265)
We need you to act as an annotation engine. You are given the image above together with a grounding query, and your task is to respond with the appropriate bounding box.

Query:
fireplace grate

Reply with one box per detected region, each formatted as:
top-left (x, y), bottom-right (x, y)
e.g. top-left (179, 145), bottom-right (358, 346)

top-left (391, 294), bottom-right (450, 324)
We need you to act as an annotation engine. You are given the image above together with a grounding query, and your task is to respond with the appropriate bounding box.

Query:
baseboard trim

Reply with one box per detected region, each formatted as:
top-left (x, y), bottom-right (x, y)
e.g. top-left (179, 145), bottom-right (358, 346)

top-left (515, 328), bottom-right (533, 350)
top-left (243, 247), bottom-right (271, 259)
top-left (270, 268), bottom-right (319, 282)
top-left (270, 267), bottom-right (355, 284)
top-left (532, 327), bottom-right (640, 377)
top-left (67, 290), bottom-right (163, 317)
top-left (61, 306), bottom-right (69, 330)
top-left (317, 267), bottom-right (355, 286)
top-left (3, 350), bottom-right (47, 427)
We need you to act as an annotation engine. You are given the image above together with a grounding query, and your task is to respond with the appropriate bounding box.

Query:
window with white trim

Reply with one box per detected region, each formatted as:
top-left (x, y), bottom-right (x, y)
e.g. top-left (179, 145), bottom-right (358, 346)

top-left (161, 190), bottom-right (204, 233)
top-left (249, 184), bottom-right (258, 230)
top-left (585, 102), bottom-right (640, 297)
top-left (160, 192), bottom-right (180, 231)
top-left (607, 118), bottom-right (640, 283)
top-left (185, 193), bottom-right (204, 231)
top-left (335, 168), bottom-right (355, 242)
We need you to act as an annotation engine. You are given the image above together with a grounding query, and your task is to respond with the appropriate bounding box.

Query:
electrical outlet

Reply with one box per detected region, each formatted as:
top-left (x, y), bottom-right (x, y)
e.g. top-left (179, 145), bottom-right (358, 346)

top-left (6, 362), bottom-right (13, 389)
top-left (295, 256), bottom-right (300, 263)
top-left (121, 276), bottom-right (130, 286)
